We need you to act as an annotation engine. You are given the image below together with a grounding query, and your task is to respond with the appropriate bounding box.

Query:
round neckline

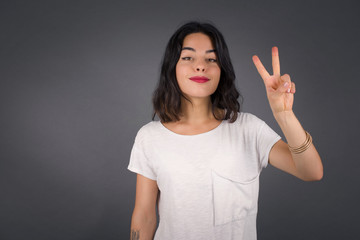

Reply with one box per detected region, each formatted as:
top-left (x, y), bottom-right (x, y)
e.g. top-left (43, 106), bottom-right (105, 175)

top-left (159, 119), bottom-right (225, 137)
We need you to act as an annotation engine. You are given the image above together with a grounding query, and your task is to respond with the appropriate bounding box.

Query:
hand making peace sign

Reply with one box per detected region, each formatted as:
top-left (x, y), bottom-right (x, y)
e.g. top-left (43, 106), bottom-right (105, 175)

top-left (252, 47), bottom-right (296, 114)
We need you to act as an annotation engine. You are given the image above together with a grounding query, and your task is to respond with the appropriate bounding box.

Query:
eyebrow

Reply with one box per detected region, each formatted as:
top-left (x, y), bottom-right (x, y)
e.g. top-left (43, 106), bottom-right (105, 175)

top-left (181, 47), bottom-right (216, 53)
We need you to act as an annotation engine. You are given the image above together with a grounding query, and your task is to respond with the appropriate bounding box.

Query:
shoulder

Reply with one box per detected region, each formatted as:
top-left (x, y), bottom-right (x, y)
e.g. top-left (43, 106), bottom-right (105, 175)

top-left (233, 112), bottom-right (265, 127)
top-left (134, 121), bottom-right (162, 143)
top-left (222, 112), bottom-right (266, 137)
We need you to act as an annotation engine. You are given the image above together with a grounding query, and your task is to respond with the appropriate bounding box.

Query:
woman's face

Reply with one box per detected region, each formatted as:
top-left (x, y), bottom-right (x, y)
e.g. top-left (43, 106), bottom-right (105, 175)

top-left (175, 32), bottom-right (221, 100)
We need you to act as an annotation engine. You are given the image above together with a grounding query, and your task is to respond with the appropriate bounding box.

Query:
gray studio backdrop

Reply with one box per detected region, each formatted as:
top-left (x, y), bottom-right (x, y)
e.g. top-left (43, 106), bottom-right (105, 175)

top-left (1, 0), bottom-right (359, 239)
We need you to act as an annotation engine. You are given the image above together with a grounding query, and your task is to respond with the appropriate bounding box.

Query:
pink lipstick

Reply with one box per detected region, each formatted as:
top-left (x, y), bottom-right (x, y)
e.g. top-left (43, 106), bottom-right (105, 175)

top-left (189, 76), bottom-right (210, 83)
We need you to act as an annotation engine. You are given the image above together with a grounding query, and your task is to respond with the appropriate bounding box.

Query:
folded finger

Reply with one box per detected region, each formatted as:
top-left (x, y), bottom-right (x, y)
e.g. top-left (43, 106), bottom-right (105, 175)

top-left (290, 82), bottom-right (296, 93)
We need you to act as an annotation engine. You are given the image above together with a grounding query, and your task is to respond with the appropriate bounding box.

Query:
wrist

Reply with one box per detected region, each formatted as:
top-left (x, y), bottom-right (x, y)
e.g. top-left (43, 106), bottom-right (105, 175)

top-left (273, 110), bottom-right (296, 127)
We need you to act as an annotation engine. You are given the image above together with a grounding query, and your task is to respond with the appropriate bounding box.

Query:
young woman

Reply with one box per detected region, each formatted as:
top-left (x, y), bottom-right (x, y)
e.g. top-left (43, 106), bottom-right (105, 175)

top-left (127, 21), bottom-right (323, 240)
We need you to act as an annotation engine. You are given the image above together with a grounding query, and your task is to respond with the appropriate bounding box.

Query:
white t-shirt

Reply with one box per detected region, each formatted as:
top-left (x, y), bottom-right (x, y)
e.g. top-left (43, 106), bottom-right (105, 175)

top-left (127, 112), bottom-right (281, 240)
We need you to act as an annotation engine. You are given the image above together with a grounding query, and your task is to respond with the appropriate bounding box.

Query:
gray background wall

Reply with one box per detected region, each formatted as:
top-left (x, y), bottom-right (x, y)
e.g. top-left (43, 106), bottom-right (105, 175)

top-left (1, 0), bottom-right (359, 239)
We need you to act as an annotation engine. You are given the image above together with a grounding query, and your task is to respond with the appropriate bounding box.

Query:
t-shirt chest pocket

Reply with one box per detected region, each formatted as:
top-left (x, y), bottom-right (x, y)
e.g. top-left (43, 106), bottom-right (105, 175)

top-left (210, 153), bottom-right (260, 226)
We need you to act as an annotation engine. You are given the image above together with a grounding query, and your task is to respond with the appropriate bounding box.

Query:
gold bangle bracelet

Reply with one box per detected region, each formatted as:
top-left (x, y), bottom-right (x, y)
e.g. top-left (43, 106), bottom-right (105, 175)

top-left (288, 131), bottom-right (312, 154)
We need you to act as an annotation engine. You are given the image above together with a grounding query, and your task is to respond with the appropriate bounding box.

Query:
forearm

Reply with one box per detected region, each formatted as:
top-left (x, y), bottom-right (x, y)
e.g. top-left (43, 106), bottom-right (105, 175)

top-left (130, 210), bottom-right (157, 240)
top-left (274, 110), bottom-right (323, 181)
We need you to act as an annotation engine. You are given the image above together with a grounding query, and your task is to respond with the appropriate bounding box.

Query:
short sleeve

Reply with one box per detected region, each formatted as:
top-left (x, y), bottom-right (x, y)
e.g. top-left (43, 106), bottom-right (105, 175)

top-left (127, 140), bottom-right (157, 181)
top-left (257, 121), bottom-right (281, 169)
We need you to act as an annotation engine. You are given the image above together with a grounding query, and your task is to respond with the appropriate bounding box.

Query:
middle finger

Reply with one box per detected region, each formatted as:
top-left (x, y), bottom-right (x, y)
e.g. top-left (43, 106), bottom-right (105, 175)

top-left (272, 46), bottom-right (280, 76)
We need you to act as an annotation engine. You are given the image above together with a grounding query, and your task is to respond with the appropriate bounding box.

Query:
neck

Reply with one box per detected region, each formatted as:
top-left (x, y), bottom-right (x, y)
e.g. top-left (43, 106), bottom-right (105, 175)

top-left (179, 96), bottom-right (217, 124)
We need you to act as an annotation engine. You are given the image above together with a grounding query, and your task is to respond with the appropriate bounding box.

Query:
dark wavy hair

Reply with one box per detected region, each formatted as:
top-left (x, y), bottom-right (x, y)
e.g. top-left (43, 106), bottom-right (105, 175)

top-left (152, 21), bottom-right (242, 123)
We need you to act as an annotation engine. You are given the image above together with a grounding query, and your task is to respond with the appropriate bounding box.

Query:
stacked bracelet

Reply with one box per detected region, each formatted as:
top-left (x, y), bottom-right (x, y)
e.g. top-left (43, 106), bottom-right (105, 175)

top-left (288, 131), bottom-right (312, 154)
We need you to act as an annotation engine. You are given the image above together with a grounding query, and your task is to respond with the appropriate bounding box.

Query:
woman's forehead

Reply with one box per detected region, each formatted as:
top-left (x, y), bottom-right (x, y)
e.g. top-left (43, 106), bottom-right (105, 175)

top-left (182, 33), bottom-right (215, 51)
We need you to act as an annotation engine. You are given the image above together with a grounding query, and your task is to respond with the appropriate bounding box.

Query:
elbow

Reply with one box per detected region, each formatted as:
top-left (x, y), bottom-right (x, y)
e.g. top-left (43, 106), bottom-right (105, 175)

top-left (316, 169), bottom-right (324, 181)
top-left (302, 170), bottom-right (323, 182)
top-left (313, 162), bottom-right (324, 181)
top-left (305, 174), bottom-right (323, 182)
top-left (301, 157), bottom-right (324, 182)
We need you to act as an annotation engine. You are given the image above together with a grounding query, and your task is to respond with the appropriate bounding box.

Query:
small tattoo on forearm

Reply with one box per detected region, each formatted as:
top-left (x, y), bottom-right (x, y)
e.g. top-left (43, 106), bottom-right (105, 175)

top-left (131, 229), bottom-right (140, 240)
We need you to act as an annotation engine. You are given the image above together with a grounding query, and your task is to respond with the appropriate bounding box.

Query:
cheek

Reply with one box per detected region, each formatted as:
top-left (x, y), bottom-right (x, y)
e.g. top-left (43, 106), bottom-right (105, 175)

top-left (212, 68), bottom-right (221, 90)
top-left (210, 66), bottom-right (221, 79)
top-left (175, 64), bottom-right (187, 88)
top-left (175, 62), bottom-right (183, 76)
top-left (176, 62), bottom-right (190, 80)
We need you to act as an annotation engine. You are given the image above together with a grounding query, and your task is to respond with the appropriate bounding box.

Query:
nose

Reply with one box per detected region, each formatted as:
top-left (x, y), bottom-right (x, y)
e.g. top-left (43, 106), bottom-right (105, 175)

top-left (195, 59), bottom-right (206, 72)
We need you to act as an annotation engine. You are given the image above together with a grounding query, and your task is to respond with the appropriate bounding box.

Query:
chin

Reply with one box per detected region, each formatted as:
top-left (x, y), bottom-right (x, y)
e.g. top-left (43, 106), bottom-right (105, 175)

top-left (185, 93), bottom-right (214, 100)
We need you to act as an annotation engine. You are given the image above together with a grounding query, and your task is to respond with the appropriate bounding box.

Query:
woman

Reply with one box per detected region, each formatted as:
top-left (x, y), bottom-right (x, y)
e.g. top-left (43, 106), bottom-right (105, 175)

top-left (127, 21), bottom-right (323, 240)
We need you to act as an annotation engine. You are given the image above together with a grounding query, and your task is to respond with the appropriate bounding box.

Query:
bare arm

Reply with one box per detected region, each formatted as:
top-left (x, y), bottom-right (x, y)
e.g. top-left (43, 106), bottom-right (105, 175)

top-left (252, 47), bottom-right (323, 181)
top-left (269, 111), bottom-right (323, 181)
top-left (130, 174), bottom-right (159, 240)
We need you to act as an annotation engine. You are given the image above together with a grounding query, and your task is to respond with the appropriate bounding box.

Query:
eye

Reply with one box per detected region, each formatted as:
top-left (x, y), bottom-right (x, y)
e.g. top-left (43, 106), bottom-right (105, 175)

top-left (181, 57), bottom-right (192, 61)
top-left (207, 58), bottom-right (217, 63)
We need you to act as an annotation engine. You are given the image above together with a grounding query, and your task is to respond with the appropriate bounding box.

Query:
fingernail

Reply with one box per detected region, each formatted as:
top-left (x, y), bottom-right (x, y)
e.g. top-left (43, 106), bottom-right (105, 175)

top-left (283, 82), bottom-right (289, 87)
top-left (287, 88), bottom-right (290, 93)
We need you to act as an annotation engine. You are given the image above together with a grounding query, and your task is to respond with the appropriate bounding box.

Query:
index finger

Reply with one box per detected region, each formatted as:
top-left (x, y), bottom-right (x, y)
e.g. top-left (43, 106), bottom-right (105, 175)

top-left (252, 55), bottom-right (270, 81)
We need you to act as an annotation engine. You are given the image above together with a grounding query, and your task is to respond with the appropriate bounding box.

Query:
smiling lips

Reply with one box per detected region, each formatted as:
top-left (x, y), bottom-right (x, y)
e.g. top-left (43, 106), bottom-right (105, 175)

top-left (189, 76), bottom-right (210, 83)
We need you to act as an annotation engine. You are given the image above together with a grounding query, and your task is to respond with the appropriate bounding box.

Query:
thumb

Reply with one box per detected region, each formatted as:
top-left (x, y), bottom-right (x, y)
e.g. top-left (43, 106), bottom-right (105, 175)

top-left (278, 74), bottom-right (291, 93)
